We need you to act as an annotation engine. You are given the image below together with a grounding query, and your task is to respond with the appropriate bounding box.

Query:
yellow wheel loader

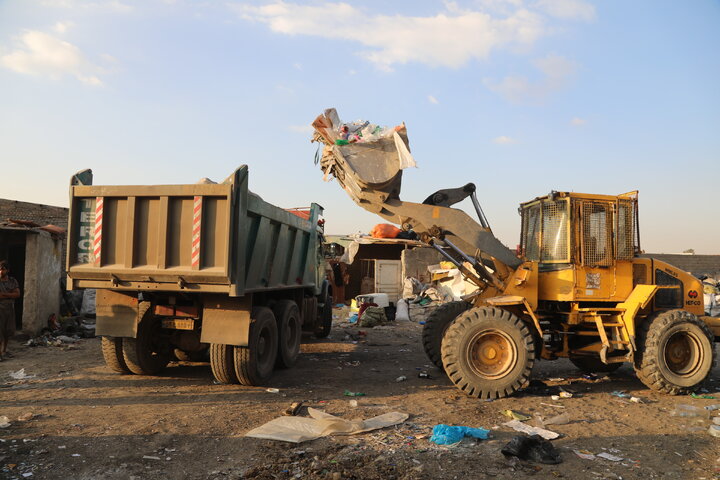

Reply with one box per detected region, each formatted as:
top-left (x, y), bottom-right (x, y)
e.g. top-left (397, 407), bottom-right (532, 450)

top-left (312, 110), bottom-right (718, 399)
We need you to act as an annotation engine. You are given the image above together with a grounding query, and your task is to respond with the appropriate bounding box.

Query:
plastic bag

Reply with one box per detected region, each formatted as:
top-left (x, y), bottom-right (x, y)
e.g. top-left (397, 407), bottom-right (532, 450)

top-left (369, 223), bottom-right (401, 239)
top-left (430, 424), bottom-right (490, 445)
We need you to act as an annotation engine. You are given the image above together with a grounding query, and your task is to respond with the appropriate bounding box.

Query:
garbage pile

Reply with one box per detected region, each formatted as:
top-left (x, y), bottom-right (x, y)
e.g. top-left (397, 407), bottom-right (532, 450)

top-left (702, 276), bottom-right (720, 316)
top-left (24, 314), bottom-right (96, 347)
top-left (399, 261), bottom-right (478, 323)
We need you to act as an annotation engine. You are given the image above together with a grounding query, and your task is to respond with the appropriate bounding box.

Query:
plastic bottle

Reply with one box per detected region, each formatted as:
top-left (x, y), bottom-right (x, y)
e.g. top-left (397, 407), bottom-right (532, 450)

top-left (672, 404), bottom-right (707, 418)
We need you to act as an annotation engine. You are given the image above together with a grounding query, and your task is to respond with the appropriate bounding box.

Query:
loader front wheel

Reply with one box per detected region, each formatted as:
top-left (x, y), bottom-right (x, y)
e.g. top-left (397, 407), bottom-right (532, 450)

top-left (634, 309), bottom-right (715, 394)
top-left (234, 307), bottom-right (278, 386)
top-left (422, 301), bottom-right (471, 369)
top-left (101, 336), bottom-right (130, 374)
top-left (441, 307), bottom-right (535, 399)
top-left (122, 303), bottom-right (171, 375)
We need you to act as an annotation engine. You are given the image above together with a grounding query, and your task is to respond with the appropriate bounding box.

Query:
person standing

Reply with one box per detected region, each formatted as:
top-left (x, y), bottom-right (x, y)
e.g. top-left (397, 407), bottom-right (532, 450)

top-left (0, 260), bottom-right (20, 361)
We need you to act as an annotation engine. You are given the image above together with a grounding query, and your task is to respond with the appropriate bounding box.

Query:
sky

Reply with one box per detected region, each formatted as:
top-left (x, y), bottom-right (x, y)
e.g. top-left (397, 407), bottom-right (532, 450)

top-left (1, 0), bottom-right (718, 254)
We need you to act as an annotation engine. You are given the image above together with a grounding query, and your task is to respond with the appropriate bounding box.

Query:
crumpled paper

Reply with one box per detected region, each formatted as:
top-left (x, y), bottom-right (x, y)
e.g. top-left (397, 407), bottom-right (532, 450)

top-left (245, 407), bottom-right (408, 443)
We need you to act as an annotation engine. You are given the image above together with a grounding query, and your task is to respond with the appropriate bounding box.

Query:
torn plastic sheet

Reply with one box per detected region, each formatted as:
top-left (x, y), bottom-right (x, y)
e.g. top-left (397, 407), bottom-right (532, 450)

top-left (245, 407), bottom-right (408, 443)
top-left (503, 420), bottom-right (560, 440)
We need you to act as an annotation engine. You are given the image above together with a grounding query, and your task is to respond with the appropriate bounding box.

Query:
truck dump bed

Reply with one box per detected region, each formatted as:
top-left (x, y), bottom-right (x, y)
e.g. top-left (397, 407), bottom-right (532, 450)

top-left (66, 166), bottom-right (323, 297)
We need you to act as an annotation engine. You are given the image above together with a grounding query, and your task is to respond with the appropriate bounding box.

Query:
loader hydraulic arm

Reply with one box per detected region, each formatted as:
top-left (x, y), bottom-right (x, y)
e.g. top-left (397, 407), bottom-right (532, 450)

top-left (313, 117), bottom-right (522, 291)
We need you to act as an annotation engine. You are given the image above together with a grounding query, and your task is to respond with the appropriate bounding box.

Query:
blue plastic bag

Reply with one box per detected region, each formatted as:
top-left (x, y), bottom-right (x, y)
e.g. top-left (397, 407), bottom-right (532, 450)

top-left (430, 424), bottom-right (490, 445)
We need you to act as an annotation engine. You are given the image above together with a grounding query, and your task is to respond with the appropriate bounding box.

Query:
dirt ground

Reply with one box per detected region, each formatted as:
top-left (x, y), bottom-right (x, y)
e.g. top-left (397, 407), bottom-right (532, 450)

top-left (1, 310), bottom-right (719, 480)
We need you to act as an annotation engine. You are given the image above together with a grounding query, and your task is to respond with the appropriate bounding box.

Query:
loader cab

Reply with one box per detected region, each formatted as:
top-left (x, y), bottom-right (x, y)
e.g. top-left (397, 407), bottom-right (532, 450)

top-left (519, 191), bottom-right (639, 268)
top-left (519, 191), bottom-right (640, 301)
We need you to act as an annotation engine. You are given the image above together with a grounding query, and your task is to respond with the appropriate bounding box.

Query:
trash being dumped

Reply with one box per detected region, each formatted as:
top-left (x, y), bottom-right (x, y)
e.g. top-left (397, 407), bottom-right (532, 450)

top-left (244, 407), bottom-right (408, 443)
top-left (429, 424), bottom-right (490, 445)
top-left (502, 410), bottom-right (531, 421)
top-left (501, 434), bottom-right (562, 464)
top-left (9, 369), bottom-right (35, 380)
top-left (503, 420), bottom-right (560, 440)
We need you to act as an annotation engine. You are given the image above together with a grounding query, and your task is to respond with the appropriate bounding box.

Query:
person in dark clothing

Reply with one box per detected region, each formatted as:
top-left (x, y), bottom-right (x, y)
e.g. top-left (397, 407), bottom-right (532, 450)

top-left (0, 260), bottom-right (20, 361)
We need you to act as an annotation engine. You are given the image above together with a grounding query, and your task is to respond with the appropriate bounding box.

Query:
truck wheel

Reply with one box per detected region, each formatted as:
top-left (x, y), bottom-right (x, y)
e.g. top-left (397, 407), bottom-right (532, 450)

top-left (210, 344), bottom-right (238, 384)
top-left (422, 301), bottom-right (471, 369)
top-left (101, 336), bottom-right (130, 374)
top-left (634, 309), bottom-right (715, 394)
top-left (569, 356), bottom-right (622, 374)
top-left (274, 300), bottom-right (301, 368)
top-left (234, 307), bottom-right (278, 386)
top-left (315, 295), bottom-right (333, 339)
top-left (441, 307), bottom-right (535, 399)
top-left (122, 303), bottom-right (171, 375)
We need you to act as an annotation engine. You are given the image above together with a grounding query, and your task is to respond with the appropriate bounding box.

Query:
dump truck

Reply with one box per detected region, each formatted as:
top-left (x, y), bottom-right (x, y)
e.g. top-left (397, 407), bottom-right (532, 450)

top-left (66, 166), bottom-right (332, 386)
top-left (312, 109), bottom-right (719, 399)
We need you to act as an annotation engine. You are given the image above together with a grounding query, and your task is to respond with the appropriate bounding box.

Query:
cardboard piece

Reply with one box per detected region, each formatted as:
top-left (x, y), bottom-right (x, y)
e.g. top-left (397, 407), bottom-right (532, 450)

top-left (245, 407), bottom-right (408, 443)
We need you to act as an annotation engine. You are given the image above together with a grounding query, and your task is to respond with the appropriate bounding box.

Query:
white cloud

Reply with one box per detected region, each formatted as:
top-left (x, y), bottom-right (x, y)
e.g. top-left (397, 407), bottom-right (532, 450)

top-left (0, 30), bottom-right (106, 86)
top-left (428, 95), bottom-right (439, 104)
top-left (484, 53), bottom-right (577, 103)
top-left (494, 135), bottom-right (517, 144)
top-left (571, 117), bottom-right (586, 126)
top-left (41, 0), bottom-right (134, 12)
top-left (292, 62), bottom-right (302, 70)
top-left (53, 21), bottom-right (73, 33)
top-left (232, 2), bottom-right (549, 70)
top-left (534, 0), bottom-right (595, 21)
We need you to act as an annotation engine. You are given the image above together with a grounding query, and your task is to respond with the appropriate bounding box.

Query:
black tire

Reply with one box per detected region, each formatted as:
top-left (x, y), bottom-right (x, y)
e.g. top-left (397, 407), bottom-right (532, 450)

top-left (569, 356), bottom-right (623, 374)
top-left (234, 307), bottom-right (278, 386)
top-left (634, 309), bottom-right (716, 394)
top-left (315, 295), bottom-right (333, 339)
top-left (210, 343), bottom-right (238, 384)
top-left (101, 336), bottom-right (130, 374)
top-left (422, 301), bottom-right (471, 369)
top-left (122, 303), bottom-right (171, 375)
top-left (274, 300), bottom-right (302, 368)
top-left (441, 307), bottom-right (535, 399)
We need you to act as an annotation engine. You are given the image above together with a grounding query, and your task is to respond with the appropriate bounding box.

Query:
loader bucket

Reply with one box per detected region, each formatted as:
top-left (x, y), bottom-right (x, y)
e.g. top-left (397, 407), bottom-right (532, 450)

top-left (312, 109), bottom-right (413, 205)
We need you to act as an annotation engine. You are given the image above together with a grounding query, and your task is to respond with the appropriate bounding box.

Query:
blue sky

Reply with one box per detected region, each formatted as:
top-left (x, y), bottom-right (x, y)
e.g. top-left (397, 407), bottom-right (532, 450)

top-left (1, 0), bottom-right (718, 253)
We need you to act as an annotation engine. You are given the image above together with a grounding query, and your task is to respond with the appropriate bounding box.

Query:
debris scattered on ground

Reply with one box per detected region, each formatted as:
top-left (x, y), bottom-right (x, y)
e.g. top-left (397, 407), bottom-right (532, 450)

top-left (501, 434), bottom-right (562, 464)
top-left (596, 452), bottom-right (624, 462)
top-left (244, 407), bottom-right (408, 443)
top-left (284, 402), bottom-right (303, 416)
top-left (0, 415), bottom-right (11, 428)
top-left (429, 424), bottom-right (490, 445)
top-left (690, 392), bottom-right (716, 399)
top-left (501, 409), bottom-right (531, 421)
top-left (266, 388), bottom-right (280, 394)
top-left (503, 420), bottom-right (560, 440)
top-left (541, 413), bottom-right (570, 426)
top-left (343, 390), bottom-right (365, 397)
top-left (9, 369), bottom-right (35, 380)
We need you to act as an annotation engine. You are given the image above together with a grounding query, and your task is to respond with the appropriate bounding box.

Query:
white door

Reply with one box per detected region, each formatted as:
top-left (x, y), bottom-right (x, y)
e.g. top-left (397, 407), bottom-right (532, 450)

top-left (374, 260), bottom-right (401, 304)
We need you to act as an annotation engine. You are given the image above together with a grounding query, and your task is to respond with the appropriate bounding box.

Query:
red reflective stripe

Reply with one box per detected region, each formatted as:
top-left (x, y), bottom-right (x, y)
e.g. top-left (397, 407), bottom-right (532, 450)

top-left (93, 197), bottom-right (103, 266)
top-left (191, 196), bottom-right (202, 268)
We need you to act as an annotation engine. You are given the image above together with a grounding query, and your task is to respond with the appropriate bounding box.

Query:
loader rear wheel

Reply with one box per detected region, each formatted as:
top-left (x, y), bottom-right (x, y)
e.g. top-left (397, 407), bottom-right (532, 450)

top-left (422, 301), bottom-right (471, 369)
top-left (234, 307), bottom-right (278, 386)
top-left (101, 336), bottom-right (130, 374)
top-left (634, 309), bottom-right (715, 394)
top-left (441, 307), bottom-right (535, 399)
top-left (210, 344), bottom-right (238, 384)
top-left (122, 303), bottom-right (171, 375)
top-left (274, 300), bottom-right (301, 368)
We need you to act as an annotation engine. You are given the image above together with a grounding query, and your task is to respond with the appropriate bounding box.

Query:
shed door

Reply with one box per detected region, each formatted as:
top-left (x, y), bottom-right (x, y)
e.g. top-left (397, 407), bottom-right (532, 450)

top-left (375, 260), bottom-right (401, 304)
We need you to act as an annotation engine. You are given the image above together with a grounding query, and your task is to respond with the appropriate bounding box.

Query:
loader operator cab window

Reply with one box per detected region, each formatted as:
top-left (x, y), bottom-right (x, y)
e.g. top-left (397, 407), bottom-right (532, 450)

top-left (520, 199), bottom-right (570, 266)
top-left (581, 201), bottom-right (613, 267)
